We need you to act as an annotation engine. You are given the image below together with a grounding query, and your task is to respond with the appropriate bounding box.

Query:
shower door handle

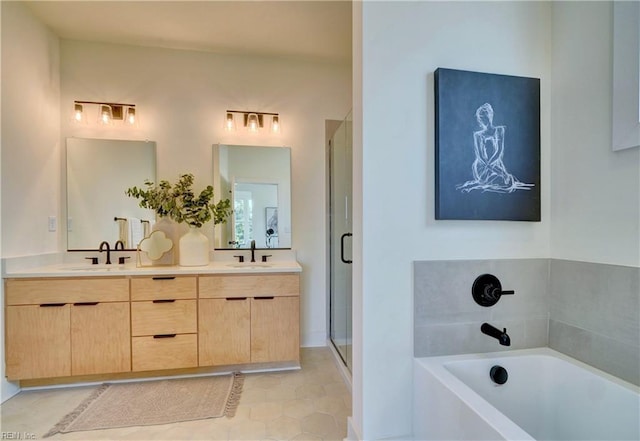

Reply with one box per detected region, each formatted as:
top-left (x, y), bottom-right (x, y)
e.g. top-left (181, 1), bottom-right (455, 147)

top-left (340, 233), bottom-right (352, 264)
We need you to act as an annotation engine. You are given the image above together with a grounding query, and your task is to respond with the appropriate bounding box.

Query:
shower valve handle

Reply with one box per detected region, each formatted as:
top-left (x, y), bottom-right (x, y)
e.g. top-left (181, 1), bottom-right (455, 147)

top-left (472, 274), bottom-right (515, 307)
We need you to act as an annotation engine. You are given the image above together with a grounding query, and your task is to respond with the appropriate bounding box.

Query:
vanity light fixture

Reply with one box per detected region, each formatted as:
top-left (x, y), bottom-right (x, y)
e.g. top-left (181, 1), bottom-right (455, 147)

top-left (224, 110), bottom-right (281, 134)
top-left (72, 101), bottom-right (138, 127)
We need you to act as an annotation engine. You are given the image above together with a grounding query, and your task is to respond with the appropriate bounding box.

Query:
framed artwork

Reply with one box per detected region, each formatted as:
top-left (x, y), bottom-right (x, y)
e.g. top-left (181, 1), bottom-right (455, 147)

top-left (434, 68), bottom-right (541, 221)
top-left (612, 1), bottom-right (640, 151)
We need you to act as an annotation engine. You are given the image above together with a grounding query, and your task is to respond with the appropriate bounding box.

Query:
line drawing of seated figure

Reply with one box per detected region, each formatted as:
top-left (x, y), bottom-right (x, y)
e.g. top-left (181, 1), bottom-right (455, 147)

top-left (457, 102), bottom-right (534, 194)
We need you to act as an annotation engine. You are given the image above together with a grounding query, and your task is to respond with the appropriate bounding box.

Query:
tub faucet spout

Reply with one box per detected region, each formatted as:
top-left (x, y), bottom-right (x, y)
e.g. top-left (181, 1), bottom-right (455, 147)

top-left (481, 323), bottom-right (510, 346)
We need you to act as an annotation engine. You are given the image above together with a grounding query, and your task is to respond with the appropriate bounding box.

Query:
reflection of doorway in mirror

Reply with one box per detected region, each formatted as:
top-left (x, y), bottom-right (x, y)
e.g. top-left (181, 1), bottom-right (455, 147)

top-left (232, 181), bottom-right (278, 248)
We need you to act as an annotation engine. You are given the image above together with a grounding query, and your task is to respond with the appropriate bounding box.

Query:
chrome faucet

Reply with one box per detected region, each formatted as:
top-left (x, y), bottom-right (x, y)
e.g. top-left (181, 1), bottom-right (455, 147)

top-left (481, 323), bottom-right (510, 346)
top-left (250, 239), bottom-right (256, 262)
top-left (99, 241), bottom-right (112, 264)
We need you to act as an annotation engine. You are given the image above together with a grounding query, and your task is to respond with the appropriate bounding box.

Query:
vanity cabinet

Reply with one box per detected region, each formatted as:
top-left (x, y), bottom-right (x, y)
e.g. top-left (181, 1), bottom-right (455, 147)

top-left (198, 274), bottom-right (300, 365)
top-left (130, 276), bottom-right (198, 371)
top-left (5, 278), bottom-right (130, 380)
top-left (5, 269), bottom-right (301, 383)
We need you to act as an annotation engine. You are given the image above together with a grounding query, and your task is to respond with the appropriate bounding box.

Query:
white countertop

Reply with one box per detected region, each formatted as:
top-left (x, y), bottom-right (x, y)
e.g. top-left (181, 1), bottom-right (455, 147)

top-left (4, 260), bottom-right (302, 278)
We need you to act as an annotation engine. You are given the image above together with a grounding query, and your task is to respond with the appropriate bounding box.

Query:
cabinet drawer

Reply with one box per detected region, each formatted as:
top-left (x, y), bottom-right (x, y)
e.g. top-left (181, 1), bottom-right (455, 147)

top-left (132, 334), bottom-right (197, 371)
top-left (131, 300), bottom-right (197, 336)
top-left (131, 276), bottom-right (196, 301)
top-left (199, 274), bottom-right (299, 299)
top-left (6, 278), bottom-right (129, 305)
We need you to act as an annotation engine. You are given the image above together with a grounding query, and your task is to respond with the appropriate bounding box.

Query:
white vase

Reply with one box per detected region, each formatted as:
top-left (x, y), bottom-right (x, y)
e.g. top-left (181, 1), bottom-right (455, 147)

top-left (150, 217), bottom-right (179, 265)
top-left (179, 226), bottom-right (210, 266)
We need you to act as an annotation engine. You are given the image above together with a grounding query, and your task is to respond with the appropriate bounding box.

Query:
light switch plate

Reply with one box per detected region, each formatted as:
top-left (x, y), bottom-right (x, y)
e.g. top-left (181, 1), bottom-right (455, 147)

top-left (48, 216), bottom-right (57, 232)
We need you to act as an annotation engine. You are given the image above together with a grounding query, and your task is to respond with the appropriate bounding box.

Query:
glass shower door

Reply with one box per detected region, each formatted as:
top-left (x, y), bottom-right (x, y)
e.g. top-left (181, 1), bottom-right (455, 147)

top-left (329, 111), bottom-right (352, 371)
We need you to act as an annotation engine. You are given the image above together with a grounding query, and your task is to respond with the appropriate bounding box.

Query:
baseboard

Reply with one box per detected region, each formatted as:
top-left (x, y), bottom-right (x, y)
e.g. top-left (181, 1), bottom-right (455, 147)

top-left (301, 331), bottom-right (327, 347)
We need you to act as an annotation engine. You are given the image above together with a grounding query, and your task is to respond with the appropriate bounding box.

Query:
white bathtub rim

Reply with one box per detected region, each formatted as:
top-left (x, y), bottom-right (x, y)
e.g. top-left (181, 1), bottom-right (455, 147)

top-left (417, 347), bottom-right (639, 393)
top-left (415, 351), bottom-right (534, 440)
top-left (414, 347), bottom-right (640, 441)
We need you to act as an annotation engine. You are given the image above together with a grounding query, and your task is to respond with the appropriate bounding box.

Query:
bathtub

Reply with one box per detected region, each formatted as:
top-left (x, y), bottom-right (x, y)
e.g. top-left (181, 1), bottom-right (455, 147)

top-left (413, 348), bottom-right (640, 440)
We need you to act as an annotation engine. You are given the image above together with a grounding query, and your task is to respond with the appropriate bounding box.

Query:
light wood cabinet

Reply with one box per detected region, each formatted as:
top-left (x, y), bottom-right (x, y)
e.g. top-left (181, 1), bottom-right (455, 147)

top-left (71, 302), bottom-right (131, 376)
top-left (251, 296), bottom-right (300, 363)
top-left (5, 304), bottom-right (71, 380)
top-left (199, 298), bottom-right (251, 366)
top-left (5, 271), bottom-right (300, 382)
top-left (130, 276), bottom-right (198, 372)
top-left (5, 278), bottom-right (130, 380)
top-left (199, 274), bottom-right (300, 365)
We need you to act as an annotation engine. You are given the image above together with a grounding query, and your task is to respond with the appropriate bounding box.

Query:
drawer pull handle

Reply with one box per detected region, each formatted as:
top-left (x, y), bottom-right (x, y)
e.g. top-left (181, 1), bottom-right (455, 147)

top-left (226, 297), bottom-right (247, 301)
top-left (153, 334), bottom-right (177, 339)
top-left (254, 296), bottom-right (275, 300)
top-left (152, 276), bottom-right (176, 280)
top-left (152, 299), bottom-right (176, 303)
top-left (39, 303), bottom-right (66, 307)
top-left (73, 302), bottom-right (99, 306)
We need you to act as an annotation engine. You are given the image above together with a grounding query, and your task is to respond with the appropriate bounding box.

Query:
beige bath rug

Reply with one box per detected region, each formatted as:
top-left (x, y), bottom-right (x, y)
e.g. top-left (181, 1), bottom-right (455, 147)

top-left (44, 372), bottom-right (243, 437)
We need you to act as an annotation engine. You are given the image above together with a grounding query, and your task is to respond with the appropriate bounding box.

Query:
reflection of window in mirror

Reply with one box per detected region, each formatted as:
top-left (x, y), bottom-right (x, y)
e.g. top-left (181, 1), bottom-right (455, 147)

top-left (234, 190), bottom-right (253, 248)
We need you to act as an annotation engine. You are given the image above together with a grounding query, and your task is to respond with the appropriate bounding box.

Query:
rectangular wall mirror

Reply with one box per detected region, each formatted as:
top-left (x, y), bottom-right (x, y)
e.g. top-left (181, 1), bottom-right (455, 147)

top-left (213, 144), bottom-right (291, 249)
top-left (66, 138), bottom-right (157, 250)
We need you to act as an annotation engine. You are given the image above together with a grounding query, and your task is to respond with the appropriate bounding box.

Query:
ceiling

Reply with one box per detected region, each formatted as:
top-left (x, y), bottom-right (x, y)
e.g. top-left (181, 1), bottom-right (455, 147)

top-left (24, 0), bottom-right (352, 65)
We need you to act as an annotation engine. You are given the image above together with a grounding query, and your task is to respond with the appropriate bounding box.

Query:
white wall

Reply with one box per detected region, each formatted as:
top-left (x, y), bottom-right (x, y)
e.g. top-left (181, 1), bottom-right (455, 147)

top-left (1, 2), bottom-right (61, 257)
top-left (59, 41), bottom-right (351, 346)
top-left (354, 2), bottom-right (552, 438)
top-left (551, 2), bottom-right (640, 267)
top-left (0, 1), bottom-right (61, 401)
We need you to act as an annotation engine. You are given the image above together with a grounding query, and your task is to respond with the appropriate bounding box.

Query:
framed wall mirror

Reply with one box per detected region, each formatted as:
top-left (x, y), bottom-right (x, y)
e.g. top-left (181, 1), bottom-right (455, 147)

top-left (213, 144), bottom-right (291, 249)
top-left (66, 138), bottom-right (157, 250)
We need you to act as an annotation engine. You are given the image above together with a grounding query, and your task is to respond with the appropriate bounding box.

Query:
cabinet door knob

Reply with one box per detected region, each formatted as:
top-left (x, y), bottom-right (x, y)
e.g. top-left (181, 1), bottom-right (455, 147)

top-left (226, 297), bottom-right (247, 301)
top-left (73, 302), bottom-right (99, 306)
top-left (39, 303), bottom-right (66, 307)
top-left (254, 296), bottom-right (275, 300)
top-left (152, 299), bottom-right (176, 303)
top-left (152, 276), bottom-right (176, 280)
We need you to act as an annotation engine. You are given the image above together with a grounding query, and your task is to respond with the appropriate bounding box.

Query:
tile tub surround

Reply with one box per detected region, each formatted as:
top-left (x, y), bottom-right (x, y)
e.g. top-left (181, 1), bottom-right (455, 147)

top-left (549, 260), bottom-right (640, 386)
top-left (414, 259), bottom-right (550, 357)
top-left (414, 258), bottom-right (640, 386)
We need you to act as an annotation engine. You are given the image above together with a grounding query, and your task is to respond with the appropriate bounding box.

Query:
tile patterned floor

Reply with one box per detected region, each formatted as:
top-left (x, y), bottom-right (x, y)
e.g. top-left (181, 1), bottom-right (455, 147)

top-left (1, 347), bottom-right (351, 440)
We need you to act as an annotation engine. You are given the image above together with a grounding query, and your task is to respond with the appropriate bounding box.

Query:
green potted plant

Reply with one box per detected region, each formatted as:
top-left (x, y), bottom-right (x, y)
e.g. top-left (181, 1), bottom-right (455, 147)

top-left (126, 174), bottom-right (231, 266)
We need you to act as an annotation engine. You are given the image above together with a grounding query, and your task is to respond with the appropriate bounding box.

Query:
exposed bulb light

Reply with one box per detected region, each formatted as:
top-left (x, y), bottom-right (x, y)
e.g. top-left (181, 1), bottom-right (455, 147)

top-left (73, 103), bottom-right (86, 124)
top-left (270, 115), bottom-right (280, 134)
top-left (246, 113), bottom-right (260, 133)
top-left (225, 112), bottom-right (236, 131)
top-left (125, 106), bottom-right (137, 126)
top-left (98, 104), bottom-right (113, 125)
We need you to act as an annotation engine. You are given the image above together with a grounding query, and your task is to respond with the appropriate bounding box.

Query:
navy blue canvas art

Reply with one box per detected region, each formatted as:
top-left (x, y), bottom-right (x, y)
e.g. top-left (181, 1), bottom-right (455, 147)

top-left (434, 68), bottom-right (541, 221)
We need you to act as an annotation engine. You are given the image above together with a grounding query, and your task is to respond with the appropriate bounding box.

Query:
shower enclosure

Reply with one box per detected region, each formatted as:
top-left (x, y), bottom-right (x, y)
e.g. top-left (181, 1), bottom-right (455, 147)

top-left (328, 111), bottom-right (352, 371)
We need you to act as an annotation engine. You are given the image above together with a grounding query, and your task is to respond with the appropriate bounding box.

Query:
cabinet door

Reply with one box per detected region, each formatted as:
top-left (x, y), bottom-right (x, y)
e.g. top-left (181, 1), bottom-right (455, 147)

top-left (199, 298), bottom-right (250, 366)
top-left (71, 302), bottom-right (131, 375)
top-left (5, 304), bottom-right (71, 380)
top-left (251, 296), bottom-right (299, 363)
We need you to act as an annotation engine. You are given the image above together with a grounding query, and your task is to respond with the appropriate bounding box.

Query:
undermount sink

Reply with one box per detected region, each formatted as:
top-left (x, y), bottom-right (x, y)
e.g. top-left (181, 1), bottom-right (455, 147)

top-left (226, 263), bottom-right (273, 269)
